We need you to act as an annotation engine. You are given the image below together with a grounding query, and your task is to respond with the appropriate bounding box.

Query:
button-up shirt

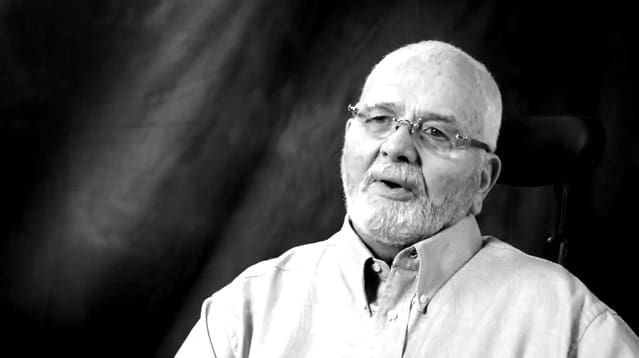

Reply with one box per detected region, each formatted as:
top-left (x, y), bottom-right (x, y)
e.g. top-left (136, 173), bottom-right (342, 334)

top-left (176, 216), bottom-right (639, 357)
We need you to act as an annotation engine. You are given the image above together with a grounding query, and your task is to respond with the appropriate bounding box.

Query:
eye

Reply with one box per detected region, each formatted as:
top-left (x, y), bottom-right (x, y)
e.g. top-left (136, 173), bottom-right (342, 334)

top-left (362, 115), bottom-right (394, 136)
top-left (422, 126), bottom-right (450, 141)
top-left (366, 115), bottom-right (393, 124)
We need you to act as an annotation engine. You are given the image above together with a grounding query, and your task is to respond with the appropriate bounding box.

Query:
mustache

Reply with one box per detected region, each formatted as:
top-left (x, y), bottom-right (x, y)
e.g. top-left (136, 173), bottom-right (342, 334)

top-left (362, 160), bottom-right (426, 195)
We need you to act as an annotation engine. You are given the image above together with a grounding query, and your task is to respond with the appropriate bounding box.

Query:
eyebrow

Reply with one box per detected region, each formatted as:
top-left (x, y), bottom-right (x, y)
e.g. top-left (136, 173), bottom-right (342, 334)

top-left (360, 102), bottom-right (404, 113)
top-left (362, 102), bottom-right (457, 124)
top-left (415, 112), bottom-right (457, 124)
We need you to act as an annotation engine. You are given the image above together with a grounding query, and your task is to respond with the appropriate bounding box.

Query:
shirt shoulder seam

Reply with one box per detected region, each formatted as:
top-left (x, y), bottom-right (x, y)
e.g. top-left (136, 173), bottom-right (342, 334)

top-left (567, 306), bottom-right (609, 356)
top-left (203, 294), bottom-right (239, 357)
top-left (236, 239), bottom-right (335, 280)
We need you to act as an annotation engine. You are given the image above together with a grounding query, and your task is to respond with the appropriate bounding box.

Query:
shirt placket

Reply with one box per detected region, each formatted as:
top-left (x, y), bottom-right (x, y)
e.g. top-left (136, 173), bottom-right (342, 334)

top-left (369, 256), bottom-right (417, 358)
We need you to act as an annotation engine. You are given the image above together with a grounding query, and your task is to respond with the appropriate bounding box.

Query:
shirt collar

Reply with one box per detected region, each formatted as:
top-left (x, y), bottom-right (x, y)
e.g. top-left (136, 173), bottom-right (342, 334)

top-left (333, 217), bottom-right (375, 310)
top-left (411, 215), bottom-right (483, 310)
top-left (334, 215), bottom-right (483, 312)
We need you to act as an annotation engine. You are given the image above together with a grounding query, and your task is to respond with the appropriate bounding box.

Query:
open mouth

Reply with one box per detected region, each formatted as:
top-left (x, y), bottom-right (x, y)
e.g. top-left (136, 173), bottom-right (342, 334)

top-left (380, 179), bottom-right (403, 189)
top-left (369, 178), bottom-right (415, 200)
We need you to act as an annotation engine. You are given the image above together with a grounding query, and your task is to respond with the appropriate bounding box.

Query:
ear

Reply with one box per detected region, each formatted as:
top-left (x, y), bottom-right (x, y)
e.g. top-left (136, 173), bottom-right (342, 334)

top-left (470, 153), bottom-right (501, 215)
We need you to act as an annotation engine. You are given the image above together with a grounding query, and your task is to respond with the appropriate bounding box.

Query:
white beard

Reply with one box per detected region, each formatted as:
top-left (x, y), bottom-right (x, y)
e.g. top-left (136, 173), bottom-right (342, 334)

top-left (341, 156), bottom-right (480, 248)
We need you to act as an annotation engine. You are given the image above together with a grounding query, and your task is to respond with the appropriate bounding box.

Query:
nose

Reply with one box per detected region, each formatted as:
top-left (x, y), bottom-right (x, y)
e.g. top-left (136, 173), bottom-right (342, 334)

top-left (380, 125), bottom-right (419, 164)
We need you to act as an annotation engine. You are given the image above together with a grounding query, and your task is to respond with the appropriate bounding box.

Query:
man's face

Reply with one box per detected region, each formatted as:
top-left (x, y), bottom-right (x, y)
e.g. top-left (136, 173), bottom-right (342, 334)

top-left (341, 56), bottom-right (488, 248)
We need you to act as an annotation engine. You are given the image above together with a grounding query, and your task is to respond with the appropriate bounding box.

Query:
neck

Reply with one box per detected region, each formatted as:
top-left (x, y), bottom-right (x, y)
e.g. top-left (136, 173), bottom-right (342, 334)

top-left (364, 240), bottom-right (405, 265)
top-left (349, 219), bottom-right (411, 265)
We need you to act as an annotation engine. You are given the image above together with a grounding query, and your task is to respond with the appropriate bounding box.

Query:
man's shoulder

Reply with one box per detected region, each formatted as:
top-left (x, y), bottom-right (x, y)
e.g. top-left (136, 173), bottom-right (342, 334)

top-left (205, 233), bottom-right (341, 319)
top-left (477, 237), bottom-right (567, 274)
top-left (475, 237), bottom-right (585, 288)
top-left (459, 237), bottom-right (636, 352)
top-left (227, 231), bottom-right (341, 286)
top-left (467, 236), bottom-right (607, 314)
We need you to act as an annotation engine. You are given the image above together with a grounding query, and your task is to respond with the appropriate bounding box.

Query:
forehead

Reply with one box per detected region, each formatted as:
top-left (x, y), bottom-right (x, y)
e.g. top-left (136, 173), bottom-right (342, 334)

top-left (360, 55), bottom-right (488, 134)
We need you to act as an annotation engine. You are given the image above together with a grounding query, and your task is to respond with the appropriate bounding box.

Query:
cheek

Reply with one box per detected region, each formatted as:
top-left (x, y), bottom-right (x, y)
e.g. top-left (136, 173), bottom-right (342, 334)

top-left (342, 131), bottom-right (380, 185)
top-left (421, 158), bottom-right (477, 197)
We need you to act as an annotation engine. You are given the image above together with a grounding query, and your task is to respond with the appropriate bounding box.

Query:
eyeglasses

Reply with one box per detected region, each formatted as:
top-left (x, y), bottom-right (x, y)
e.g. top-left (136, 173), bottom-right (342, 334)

top-left (348, 104), bottom-right (492, 154)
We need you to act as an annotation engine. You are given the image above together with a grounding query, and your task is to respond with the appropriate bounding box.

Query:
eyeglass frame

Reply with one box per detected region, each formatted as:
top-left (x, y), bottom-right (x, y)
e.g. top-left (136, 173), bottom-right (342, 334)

top-left (347, 104), bottom-right (493, 154)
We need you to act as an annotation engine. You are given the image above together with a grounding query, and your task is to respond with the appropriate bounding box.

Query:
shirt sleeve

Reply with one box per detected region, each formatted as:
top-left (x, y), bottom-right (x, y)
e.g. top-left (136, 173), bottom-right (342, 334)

top-left (175, 296), bottom-right (236, 358)
top-left (572, 309), bottom-right (639, 357)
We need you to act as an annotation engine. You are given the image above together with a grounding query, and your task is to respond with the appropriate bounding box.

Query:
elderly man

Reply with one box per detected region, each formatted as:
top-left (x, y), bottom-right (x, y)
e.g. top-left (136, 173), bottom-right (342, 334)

top-left (176, 41), bottom-right (639, 357)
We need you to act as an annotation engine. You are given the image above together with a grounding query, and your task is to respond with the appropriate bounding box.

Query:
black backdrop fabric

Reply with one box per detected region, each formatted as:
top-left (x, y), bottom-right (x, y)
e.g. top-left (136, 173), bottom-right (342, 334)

top-left (1, 0), bottom-right (637, 356)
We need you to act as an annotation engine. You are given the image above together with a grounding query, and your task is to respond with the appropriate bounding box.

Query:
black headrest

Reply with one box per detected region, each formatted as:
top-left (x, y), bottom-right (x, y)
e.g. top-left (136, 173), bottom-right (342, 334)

top-left (496, 116), bottom-right (606, 187)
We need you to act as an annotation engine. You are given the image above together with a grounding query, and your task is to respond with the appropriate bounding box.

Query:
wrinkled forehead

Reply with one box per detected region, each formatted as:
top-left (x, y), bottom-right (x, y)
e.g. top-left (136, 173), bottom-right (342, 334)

top-left (359, 45), bottom-right (496, 139)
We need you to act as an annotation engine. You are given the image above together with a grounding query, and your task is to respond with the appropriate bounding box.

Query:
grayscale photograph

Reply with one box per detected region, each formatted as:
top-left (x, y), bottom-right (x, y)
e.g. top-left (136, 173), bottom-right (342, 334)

top-left (1, 0), bottom-right (638, 357)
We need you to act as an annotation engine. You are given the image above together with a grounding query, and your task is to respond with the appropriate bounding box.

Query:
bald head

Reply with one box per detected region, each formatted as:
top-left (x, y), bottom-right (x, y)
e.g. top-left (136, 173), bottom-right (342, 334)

top-left (359, 40), bottom-right (502, 151)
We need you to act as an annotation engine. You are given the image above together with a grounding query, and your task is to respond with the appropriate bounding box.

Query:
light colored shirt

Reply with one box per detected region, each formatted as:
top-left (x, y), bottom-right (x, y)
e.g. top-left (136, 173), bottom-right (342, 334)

top-left (176, 216), bottom-right (639, 357)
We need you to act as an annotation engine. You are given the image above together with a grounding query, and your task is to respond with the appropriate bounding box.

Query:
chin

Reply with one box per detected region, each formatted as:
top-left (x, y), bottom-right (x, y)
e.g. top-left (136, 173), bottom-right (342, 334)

top-left (343, 170), bottom-right (478, 246)
top-left (347, 192), bottom-right (435, 247)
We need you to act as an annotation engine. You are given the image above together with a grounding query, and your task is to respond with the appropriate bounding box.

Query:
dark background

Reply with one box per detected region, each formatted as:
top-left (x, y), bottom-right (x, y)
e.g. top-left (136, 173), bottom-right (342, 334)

top-left (1, 0), bottom-right (637, 356)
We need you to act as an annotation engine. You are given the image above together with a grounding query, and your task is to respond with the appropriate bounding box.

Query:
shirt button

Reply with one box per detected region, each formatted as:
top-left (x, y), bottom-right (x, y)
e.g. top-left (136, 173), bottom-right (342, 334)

top-left (371, 262), bottom-right (382, 273)
top-left (419, 294), bottom-right (429, 304)
top-left (387, 310), bottom-right (398, 321)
